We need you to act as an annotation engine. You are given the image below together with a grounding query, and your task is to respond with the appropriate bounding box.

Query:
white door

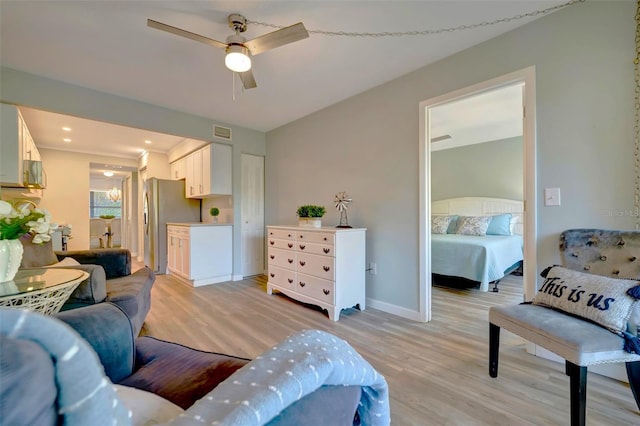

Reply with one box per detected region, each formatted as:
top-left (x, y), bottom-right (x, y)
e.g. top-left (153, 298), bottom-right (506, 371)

top-left (241, 154), bottom-right (265, 277)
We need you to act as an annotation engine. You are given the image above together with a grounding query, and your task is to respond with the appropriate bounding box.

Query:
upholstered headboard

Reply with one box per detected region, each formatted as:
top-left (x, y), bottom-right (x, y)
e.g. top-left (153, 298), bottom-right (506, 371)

top-left (431, 197), bottom-right (524, 235)
top-left (560, 229), bottom-right (640, 279)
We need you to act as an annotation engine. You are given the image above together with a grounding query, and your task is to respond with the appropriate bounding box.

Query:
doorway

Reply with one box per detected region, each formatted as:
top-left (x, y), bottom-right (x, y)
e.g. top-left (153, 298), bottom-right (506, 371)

top-left (418, 67), bottom-right (537, 322)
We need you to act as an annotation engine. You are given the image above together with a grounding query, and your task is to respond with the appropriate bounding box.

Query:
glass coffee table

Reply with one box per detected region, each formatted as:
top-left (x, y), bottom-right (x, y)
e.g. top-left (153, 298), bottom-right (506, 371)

top-left (0, 268), bottom-right (89, 315)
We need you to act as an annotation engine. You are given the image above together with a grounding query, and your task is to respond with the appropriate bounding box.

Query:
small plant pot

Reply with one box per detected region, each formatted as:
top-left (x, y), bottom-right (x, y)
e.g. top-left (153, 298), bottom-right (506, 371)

top-left (299, 218), bottom-right (322, 228)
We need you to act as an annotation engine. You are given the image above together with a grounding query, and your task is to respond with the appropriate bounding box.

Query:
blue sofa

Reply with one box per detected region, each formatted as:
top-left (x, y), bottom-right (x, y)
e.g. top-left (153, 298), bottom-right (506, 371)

top-left (19, 235), bottom-right (154, 336)
top-left (0, 303), bottom-right (389, 425)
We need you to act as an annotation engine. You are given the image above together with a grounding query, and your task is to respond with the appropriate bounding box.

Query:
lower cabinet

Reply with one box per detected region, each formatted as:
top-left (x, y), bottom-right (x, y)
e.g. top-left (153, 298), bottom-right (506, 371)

top-left (167, 224), bottom-right (232, 286)
top-left (266, 226), bottom-right (366, 321)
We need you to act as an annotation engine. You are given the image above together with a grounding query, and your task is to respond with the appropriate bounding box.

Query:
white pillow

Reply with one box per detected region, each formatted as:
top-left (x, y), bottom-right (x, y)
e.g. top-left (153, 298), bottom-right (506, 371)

top-left (49, 257), bottom-right (81, 267)
top-left (431, 215), bottom-right (454, 234)
top-left (113, 385), bottom-right (184, 426)
top-left (456, 216), bottom-right (492, 236)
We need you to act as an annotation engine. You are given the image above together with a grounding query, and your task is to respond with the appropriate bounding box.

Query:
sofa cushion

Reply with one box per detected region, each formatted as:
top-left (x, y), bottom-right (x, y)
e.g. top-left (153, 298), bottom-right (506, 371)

top-left (106, 266), bottom-right (155, 336)
top-left (113, 384), bottom-right (184, 425)
top-left (57, 264), bottom-right (108, 309)
top-left (119, 336), bottom-right (250, 409)
top-left (55, 303), bottom-right (136, 383)
top-left (0, 335), bottom-right (58, 426)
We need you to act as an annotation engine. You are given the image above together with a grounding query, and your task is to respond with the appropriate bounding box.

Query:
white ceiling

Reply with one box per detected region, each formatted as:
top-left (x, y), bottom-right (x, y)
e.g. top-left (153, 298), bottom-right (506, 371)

top-left (1, 1), bottom-right (569, 159)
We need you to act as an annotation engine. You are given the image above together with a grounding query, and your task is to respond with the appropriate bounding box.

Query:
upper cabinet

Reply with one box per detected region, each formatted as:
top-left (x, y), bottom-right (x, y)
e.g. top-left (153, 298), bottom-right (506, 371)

top-left (170, 156), bottom-right (187, 181)
top-left (0, 104), bottom-right (45, 188)
top-left (184, 143), bottom-right (232, 198)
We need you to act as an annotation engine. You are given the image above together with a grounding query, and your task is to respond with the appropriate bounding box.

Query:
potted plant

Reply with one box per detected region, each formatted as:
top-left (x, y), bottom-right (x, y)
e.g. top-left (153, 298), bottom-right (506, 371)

top-left (296, 205), bottom-right (326, 228)
top-left (209, 207), bottom-right (220, 223)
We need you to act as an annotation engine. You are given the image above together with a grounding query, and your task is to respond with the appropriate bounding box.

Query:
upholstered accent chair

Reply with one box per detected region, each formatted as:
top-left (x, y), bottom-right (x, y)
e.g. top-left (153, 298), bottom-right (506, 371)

top-left (488, 229), bottom-right (640, 426)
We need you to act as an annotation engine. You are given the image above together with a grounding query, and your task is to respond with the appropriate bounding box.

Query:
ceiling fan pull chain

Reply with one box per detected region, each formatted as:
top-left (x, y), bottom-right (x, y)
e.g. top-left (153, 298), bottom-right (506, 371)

top-left (232, 71), bottom-right (236, 101)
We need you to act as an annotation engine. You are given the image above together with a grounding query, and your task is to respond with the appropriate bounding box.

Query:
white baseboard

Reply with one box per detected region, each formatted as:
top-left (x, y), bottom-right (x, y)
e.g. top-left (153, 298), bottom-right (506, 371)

top-left (366, 298), bottom-right (422, 322)
top-left (233, 274), bottom-right (244, 281)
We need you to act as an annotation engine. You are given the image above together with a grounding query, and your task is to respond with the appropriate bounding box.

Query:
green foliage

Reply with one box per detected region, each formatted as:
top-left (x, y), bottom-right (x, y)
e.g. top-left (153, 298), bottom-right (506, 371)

top-left (209, 207), bottom-right (220, 217)
top-left (296, 205), bottom-right (326, 218)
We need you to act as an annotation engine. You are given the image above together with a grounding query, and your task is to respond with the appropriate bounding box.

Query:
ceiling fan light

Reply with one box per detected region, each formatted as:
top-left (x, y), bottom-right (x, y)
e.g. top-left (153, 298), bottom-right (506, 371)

top-left (225, 45), bottom-right (251, 72)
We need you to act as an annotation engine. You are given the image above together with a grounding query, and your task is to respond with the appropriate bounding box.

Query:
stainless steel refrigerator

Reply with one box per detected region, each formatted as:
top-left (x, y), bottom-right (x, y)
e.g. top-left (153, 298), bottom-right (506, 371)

top-left (143, 178), bottom-right (201, 274)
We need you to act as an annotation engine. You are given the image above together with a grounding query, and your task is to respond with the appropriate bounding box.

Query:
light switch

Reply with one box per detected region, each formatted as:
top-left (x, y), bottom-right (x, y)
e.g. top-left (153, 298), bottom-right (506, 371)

top-left (545, 188), bottom-right (561, 206)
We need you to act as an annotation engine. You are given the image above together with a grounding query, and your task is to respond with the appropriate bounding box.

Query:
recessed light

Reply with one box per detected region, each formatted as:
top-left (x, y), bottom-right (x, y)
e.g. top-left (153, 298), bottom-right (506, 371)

top-left (144, 140), bottom-right (152, 144)
top-left (62, 127), bottom-right (72, 132)
top-left (103, 171), bottom-right (114, 177)
top-left (63, 138), bottom-right (72, 143)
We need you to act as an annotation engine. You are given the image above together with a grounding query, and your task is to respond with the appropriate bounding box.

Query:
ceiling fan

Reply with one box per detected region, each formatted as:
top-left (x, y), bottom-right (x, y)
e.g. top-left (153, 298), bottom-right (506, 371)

top-left (147, 14), bottom-right (309, 90)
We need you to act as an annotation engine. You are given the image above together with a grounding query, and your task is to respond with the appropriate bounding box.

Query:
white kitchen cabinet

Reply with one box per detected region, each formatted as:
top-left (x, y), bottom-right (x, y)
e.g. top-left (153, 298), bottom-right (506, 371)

top-left (185, 143), bottom-right (232, 198)
top-left (170, 156), bottom-right (187, 180)
top-left (167, 223), bottom-right (232, 286)
top-left (0, 103), bottom-right (44, 188)
top-left (266, 226), bottom-right (366, 321)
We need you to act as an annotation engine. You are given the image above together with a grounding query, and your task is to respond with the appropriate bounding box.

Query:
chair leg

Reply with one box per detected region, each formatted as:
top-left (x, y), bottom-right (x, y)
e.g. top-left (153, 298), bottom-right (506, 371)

top-left (566, 361), bottom-right (587, 426)
top-left (489, 323), bottom-right (500, 378)
top-left (626, 361), bottom-right (640, 410)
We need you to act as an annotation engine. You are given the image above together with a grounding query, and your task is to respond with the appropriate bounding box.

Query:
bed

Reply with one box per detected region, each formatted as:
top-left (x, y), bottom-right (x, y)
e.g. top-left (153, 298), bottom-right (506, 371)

top-left (431, 197), bottom-right (524, 292)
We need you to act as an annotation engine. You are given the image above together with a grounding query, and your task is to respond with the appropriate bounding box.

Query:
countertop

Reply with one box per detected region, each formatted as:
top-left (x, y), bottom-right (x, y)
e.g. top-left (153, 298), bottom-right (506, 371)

top-left (167, 222), bottom-right (232, 227)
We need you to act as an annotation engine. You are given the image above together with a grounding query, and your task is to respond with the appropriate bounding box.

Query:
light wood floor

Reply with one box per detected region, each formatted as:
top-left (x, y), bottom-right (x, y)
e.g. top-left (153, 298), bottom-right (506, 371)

top-left (139, 267), bottom-right (639, 425)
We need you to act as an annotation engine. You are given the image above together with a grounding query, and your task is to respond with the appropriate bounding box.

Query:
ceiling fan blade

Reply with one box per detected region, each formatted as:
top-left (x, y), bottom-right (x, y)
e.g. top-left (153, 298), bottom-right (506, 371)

top-left (238, 69), bottom-right (257, 90)
top-left (244, 22), bottom-right (309, 56)
top-left (147, 19), bottom-right (227, 50)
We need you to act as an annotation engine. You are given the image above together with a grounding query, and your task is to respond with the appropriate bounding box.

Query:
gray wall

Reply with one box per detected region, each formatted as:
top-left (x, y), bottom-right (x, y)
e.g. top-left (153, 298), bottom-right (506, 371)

top-left (266, 2), bottom-right (635, 313)
top-left (0, 68), bottom-right (267, 277)
top-left (431, 137), bottom-right (523, 201)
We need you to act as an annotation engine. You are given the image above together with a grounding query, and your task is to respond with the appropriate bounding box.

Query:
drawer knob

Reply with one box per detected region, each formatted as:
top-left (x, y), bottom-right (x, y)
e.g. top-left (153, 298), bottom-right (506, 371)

top-left (299, 281), bottom-right (306, 287)
top-left (299, 244), bottom-right (306, 250)
top-left (323, 289), bottom-right (330, 295)
top-left (270, 232), bottom-right (273, 235)
top-left (288, 258), bottom-right (293, 264)
top-left (270, 273), bottom-right (275, 278)
top-left (269, 240), bottom-right (275, 245)
top-left (288, 243), bottom-right (293, 248)
top-left (299, 260), bottom-right (306, 266)
top-left (323, 248), bottom-right (330, 254)
top-left (323, 266), bottom-right (330, 272)
top-left (324, 237), bottom-right (327, 241)
top-left (270, 255), bottom-right (275, 260)
top-left (299, 235), bottom-right (304, 239)
top-left (288, 278), bottom-right (293, 283)
top-left (288, 234), bottom-right (292, 238)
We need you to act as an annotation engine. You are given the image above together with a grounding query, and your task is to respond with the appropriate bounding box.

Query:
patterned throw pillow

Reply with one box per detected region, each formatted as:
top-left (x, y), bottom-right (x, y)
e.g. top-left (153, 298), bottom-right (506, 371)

top-left (455, 216), bottom-right (492, 236)
top-left (534, 266), bottom-right (640, 334)
top-left (431, 215), bottom-right (454, 234)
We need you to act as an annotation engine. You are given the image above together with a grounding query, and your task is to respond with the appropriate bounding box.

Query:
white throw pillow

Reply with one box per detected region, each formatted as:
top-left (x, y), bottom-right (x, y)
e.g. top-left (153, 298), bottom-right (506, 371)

top-left (49, 257), bottom-right (81, 267)
top-left (455, 216), bottom-right (492, 236)
top-left (431, 215), bottom-right (454, 234)
top-left (113, 385), bottom-right (184, 426)
top-left (534, 266), bottom-right (640, 334)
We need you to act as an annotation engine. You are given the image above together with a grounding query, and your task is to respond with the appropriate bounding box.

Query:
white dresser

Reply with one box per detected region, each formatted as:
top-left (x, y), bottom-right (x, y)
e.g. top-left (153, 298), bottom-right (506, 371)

top-left (266, 226), bottom-right (366, 321)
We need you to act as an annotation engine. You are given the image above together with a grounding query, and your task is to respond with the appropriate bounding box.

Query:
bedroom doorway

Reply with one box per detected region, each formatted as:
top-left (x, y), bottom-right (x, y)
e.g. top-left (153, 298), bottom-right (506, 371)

top-left (418, 67), bottom-right (537, 322)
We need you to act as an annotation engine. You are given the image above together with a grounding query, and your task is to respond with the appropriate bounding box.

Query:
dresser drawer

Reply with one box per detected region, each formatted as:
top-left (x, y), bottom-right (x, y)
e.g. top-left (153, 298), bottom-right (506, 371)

top-left (268, 247), bottom-right (296, 270)
top-left (167, 226), bottom-right (190, 237)
top-left (296, 241), bottom-right (334, 257)
top-left (296, 231), bottom-right (334, 245)
top-left (267, 228), bottom-right (296, 240)
top-left (297, 252), bottom-right (335, 281)
top-left (267, 238), bottom-right (296, 250)
top-left (268, 266), bottom-right (296, 290)
top-left (296, 272), bottom-right (335, 304)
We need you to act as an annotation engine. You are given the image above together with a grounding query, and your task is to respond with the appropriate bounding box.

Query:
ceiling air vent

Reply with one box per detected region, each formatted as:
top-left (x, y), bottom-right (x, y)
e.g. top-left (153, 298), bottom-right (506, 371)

top-left (213, 125), bottom-right (232, 140)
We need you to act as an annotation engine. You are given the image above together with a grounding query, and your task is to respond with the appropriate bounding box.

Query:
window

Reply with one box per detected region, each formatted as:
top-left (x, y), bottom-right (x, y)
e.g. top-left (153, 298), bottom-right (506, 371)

top-left (90, 191), bottom-right (121, 218)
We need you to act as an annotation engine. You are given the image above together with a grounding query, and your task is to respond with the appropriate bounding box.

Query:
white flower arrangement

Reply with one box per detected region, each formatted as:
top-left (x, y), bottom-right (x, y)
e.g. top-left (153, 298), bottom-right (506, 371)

top-left (0, 200), bottom-right (58, 243)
